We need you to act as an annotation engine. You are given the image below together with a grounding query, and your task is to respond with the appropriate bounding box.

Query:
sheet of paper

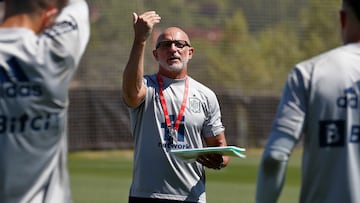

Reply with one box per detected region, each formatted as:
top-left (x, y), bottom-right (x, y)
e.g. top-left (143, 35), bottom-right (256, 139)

top-left (170, 146), bottom-right (246, 162)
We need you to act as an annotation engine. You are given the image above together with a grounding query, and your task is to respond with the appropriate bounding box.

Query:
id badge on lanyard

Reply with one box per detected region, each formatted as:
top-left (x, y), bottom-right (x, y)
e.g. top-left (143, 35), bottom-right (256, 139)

top-left (157, 73), bottom-right (189, 144)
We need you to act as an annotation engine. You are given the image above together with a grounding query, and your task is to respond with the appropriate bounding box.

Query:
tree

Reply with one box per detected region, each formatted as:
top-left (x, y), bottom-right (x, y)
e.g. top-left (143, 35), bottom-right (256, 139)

top-left (76, 0), bottom-right (341, 94)
top-left (298, 0), bottom-right (341, 56)
top-left (75, 0), bottom-right (140, 88)
top-left (204, 10), bottom-right (303, 95)
top-left (203, 0), bottom-right (341, 95)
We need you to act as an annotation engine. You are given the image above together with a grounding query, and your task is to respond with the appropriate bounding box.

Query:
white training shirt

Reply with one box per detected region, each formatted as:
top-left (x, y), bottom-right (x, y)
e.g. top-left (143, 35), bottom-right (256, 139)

top-left (128, 74), bottom-right (225, 202)
top-left (256, 43), bottom-right (360, 203)
top-left (0, 1), bottom-right (90, 203)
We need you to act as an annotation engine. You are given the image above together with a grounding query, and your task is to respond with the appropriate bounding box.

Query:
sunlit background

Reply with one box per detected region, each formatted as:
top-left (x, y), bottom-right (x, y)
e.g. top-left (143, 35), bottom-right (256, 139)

top-left (64, 0), bottom-right (341, 150)
top-left (0, 1), bottom-right (342, 202)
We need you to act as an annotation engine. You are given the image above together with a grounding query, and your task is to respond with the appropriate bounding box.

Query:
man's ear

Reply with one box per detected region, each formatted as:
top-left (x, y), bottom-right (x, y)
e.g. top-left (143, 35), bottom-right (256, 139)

top-left (153, 49), bottom-right (158, 61)
top-left (41, 7), bottom-right (58, 30)
top-left (188, 47), bottom-right (194, 59)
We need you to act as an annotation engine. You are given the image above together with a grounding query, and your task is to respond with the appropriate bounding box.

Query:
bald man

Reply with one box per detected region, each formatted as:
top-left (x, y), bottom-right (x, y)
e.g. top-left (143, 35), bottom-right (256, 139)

top-left (122, 11), bottom-right (230, 203)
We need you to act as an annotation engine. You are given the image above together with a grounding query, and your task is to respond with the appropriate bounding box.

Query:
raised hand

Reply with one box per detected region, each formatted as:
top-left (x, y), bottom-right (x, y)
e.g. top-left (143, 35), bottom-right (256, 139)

top-left (132, 11), bottom-right (161, 43)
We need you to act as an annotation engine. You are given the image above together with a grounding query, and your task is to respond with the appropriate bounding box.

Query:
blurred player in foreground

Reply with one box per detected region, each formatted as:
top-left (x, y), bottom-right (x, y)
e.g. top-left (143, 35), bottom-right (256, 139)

top-left (0, 0), bottom-right (90, 202)
top-left (256, 0), bottom-right (360, 202)
top-left (122, 11), bottom-right (230, 203)
top-left (0, 1), bottom-right (3, 22)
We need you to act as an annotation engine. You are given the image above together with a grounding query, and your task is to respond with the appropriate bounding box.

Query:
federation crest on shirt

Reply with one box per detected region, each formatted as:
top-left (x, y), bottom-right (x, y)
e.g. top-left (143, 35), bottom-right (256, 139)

top-left (189, 97), bottom-right (201, 113)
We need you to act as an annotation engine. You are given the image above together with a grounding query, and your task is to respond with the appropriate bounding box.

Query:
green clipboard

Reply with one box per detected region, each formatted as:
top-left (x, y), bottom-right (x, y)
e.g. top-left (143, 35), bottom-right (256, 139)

top-left (170, 146), bottom-right (246, 162)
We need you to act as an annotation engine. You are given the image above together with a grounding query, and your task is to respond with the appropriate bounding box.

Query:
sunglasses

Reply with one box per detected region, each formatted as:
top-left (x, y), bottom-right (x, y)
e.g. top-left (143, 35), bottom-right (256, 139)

top-left (156, 40), bottom-right (191, 49)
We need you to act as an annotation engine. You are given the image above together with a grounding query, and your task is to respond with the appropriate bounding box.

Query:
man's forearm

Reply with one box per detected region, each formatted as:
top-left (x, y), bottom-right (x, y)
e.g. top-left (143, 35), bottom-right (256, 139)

top-left (122, 40), bottom-right (146, 107)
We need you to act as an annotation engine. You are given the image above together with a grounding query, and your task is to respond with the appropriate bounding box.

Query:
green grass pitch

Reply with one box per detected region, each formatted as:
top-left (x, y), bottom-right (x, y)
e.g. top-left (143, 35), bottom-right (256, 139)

top-left (68, 149), bottom-right (302, 203)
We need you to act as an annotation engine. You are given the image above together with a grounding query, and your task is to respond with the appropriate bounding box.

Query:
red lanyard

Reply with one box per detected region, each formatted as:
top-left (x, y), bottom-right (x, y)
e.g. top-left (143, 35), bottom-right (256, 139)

top-left (157, 73), bottom-right (189, 133)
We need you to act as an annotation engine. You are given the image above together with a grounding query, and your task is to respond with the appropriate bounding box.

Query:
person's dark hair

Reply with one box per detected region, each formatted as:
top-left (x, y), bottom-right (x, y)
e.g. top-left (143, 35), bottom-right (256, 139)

top-left (4, 0), bottom-right (68, 18)
top-left (344, 0), bottom-right (360, 20)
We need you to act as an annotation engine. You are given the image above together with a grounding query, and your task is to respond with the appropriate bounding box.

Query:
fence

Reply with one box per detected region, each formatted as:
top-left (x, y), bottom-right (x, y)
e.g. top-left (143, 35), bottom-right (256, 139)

top-left (67, 1), bottom-right (340, 150)
top-left (68, 89), bottom-right (279, 150)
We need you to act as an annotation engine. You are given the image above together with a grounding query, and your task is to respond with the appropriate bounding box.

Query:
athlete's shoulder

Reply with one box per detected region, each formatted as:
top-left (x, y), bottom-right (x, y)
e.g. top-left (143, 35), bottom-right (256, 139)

top-left (296, 45), bottom-right (349, 70)
top-left (144, 74), bottom-right (158, 86)
top-left (38, 0), bottom-right (90, 61)
top-left (42, 0), bottom-right (89, 38)
top-left (188, 76), bottom-right (208, 89)
top-left (188, 76), bottom-right (218, 98)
